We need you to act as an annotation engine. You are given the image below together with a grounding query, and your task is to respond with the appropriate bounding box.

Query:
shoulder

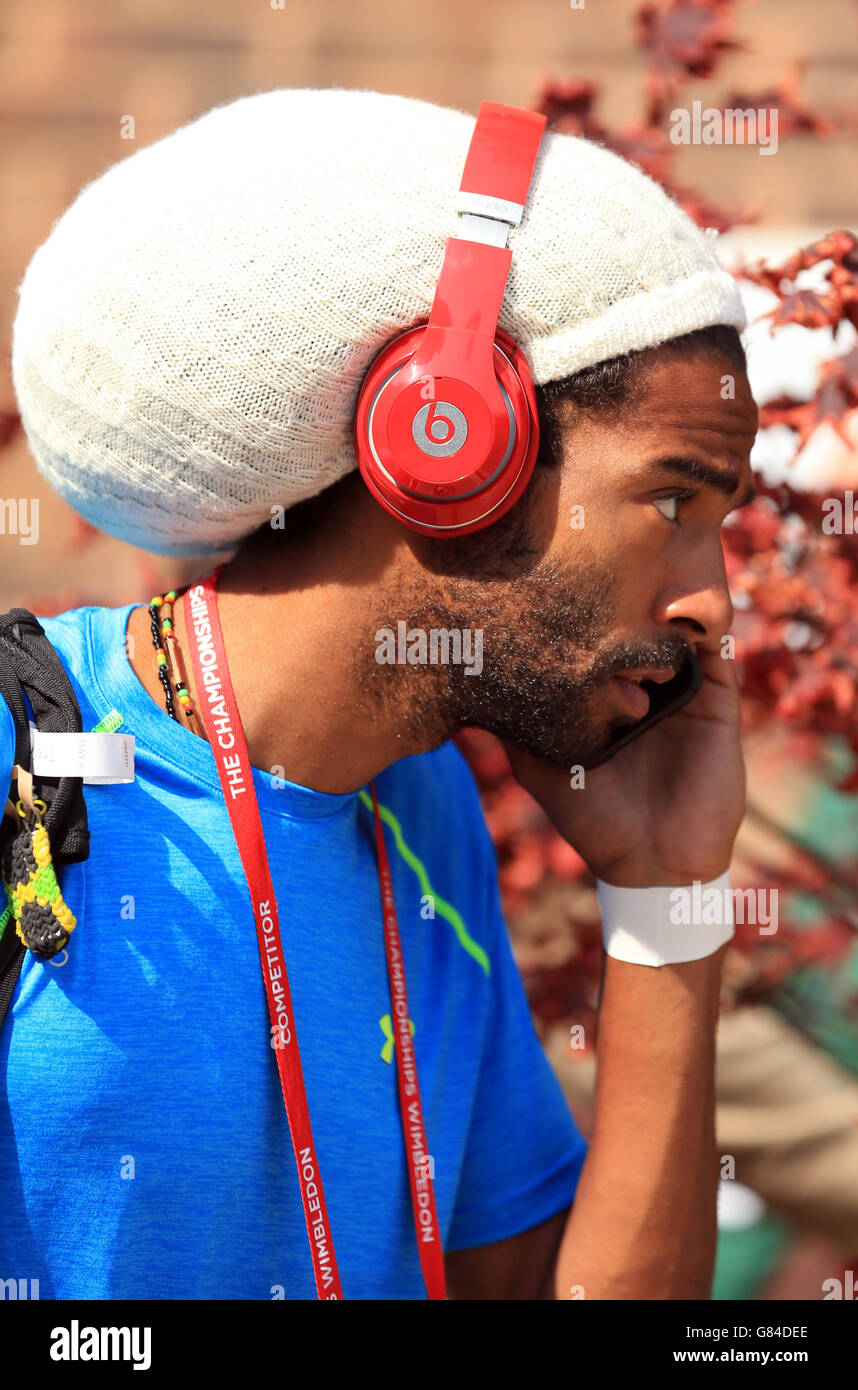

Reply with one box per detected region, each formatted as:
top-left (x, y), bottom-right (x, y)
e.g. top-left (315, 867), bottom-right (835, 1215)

top-left (0, 603), bottom-right (106, 799)
top-left (32, 602), bottom-right (134, 729)
top-left (35, 604), bottom-right (104, 672)
top-left (0, 601), bottom-right (96, 719)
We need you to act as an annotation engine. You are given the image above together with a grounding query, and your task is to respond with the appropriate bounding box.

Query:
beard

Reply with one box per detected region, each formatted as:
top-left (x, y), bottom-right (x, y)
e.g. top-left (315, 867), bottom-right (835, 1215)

top-left (360, 541), bottom-right (690, 769)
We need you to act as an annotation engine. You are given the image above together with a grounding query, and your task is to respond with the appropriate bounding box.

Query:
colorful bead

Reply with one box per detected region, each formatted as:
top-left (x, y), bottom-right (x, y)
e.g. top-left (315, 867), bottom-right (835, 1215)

top-left (148, 584), bottom-right (199, 729)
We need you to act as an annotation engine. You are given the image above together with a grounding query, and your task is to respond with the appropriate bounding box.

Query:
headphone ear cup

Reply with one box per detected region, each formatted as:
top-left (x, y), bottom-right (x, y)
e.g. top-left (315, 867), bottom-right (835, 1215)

top-left (354, 324), bottom-right (539, 537)
top-left (354, 324), bottom-right (421, 471)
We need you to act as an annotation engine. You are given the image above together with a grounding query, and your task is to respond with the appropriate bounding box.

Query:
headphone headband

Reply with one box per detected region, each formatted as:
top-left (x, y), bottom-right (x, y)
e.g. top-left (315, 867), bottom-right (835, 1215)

top-left (457, 101), bottom-right (547, 225)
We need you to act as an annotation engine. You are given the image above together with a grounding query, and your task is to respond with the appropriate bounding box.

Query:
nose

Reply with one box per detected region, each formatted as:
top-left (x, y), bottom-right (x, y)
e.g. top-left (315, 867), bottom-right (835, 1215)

top-left (651, 546), bottom-right (734, 647)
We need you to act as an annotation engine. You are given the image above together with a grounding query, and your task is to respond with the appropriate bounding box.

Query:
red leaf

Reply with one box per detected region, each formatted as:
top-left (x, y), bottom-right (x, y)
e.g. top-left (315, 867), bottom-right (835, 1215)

top-left (635, 0), bottom-right (742, 106)
top-left (722, 65), bottom-right (838, 141)
top-left (534, 78), bottom-right (605, 140)
top-left (810, 377), bottom-right (856, 445)
top-left (766, 288), bottom-right (841, 331)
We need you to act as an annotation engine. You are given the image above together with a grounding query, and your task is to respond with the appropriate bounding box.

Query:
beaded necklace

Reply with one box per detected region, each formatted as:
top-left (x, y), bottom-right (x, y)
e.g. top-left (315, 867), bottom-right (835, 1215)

top-left (147, 586), bottom-right (205, 737)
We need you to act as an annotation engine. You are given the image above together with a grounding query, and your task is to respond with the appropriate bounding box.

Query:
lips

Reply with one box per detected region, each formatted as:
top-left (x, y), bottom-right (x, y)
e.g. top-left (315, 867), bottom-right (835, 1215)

top-left (612, 676), bottom-right (652, 718)
top-left (610, 666), bottom-right (678, 719)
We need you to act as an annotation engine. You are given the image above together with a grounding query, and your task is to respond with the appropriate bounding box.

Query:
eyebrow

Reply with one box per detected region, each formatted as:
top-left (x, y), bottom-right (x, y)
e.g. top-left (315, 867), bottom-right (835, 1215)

top-left (650, 455), bottom-right (757, 510)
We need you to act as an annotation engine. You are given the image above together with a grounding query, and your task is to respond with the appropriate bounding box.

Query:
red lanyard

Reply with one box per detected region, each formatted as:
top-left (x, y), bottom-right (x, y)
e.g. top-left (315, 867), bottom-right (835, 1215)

top-left (182, 567), bottom-right (446, 1301)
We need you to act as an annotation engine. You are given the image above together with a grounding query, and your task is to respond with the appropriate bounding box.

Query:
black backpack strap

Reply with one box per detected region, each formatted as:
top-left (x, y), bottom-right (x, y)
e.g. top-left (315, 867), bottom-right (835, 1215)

top-left (0, 608), bottom-right (90, 866)
top-left (0, 608), bottom-right (91, 1031)
top-left (0, 645), bottom-right (31, 769)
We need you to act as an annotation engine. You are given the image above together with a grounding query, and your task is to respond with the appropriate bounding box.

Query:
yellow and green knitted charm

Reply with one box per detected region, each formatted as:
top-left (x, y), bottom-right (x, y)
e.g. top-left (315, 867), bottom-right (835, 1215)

top-left (0, 798), bottom-right (76, 959)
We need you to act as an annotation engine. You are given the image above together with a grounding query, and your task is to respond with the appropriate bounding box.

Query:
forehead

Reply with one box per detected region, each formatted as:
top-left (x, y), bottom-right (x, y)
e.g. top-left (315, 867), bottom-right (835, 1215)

top-left (624, 351), bottom-right (759, 452)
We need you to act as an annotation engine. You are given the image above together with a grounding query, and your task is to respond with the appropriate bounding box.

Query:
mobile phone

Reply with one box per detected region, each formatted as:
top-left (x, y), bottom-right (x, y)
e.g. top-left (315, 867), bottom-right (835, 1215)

top-left (580, 648), bottom-right (703, 770)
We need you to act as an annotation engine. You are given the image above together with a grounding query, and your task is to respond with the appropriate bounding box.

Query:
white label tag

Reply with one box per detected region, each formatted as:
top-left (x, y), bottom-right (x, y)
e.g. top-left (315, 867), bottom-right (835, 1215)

top-left (30, 730), bottom-right (135, 784)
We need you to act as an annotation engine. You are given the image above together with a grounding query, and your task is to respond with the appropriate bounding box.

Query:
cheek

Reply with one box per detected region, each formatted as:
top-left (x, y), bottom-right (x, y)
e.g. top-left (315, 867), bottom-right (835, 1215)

top-left (561, 487), bottom-right (661, 564)
top-left (556, 462), bottom-right (639, 545)
top-left (553, 459), bottom-right (697, 610)
top-left (554, 484), bottom-right (667, 620)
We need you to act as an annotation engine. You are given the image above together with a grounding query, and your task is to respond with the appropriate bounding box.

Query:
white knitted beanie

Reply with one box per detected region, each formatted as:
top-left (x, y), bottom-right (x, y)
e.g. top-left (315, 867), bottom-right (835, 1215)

top-left (12, 87), bottom-right (746, 557)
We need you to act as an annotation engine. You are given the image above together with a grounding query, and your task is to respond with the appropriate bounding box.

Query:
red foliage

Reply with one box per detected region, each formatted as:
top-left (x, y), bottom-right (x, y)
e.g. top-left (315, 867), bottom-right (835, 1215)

top-left (635, 0), bottom-right (742, 119)
top-left (722, 65), bottom-right (839, 142)
top-left (534, 73), bottom-right (745, 231)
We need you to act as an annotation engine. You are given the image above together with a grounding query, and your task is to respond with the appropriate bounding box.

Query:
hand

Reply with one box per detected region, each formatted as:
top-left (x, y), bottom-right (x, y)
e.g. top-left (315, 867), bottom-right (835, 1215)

top-left (502, 641), bottom-right (745, 887)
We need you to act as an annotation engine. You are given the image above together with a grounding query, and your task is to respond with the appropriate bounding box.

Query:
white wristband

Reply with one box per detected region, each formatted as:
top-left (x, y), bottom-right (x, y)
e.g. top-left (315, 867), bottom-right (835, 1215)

top-left (596, 871), bottom-right (734, 966)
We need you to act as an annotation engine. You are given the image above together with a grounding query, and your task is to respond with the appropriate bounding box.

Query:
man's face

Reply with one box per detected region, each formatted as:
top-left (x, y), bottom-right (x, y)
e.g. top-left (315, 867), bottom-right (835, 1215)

top-left (396, 346), bottom-right (759, 767)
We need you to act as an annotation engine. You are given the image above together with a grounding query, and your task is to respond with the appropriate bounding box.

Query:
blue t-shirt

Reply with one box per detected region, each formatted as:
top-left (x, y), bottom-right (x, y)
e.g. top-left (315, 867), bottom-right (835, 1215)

top-left (0, 600), bottom-right (587, 1299)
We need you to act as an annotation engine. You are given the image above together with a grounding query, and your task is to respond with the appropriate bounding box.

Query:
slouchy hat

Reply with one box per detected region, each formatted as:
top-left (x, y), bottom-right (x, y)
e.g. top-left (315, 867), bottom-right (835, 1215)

top-left (11, 86), bottom-right (746, 557)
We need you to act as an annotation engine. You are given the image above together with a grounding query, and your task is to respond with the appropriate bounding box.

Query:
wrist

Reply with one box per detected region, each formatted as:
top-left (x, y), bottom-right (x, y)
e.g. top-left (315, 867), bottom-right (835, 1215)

top-left (593, 855), bottom-right (733, 889)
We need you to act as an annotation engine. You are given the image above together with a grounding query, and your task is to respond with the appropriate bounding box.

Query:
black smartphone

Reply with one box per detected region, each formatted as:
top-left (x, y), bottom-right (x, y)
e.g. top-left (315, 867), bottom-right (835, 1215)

top-left (580, 648), bottom-right (703, 771)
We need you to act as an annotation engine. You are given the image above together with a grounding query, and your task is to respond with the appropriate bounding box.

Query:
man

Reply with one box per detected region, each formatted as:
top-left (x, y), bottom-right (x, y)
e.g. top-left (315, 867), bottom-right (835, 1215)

top-left (2, 88), bottom-right (757, 1299)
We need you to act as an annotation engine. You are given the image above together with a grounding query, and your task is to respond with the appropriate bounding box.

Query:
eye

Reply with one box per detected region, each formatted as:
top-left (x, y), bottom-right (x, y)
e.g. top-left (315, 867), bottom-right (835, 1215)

top-left (653, 490), bottom-right (697, 524)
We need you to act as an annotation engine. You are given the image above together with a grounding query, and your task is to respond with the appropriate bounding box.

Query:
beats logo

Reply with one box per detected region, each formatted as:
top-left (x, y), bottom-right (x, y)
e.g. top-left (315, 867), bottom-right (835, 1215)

top-left (411, 400), bottom-right (468, 457)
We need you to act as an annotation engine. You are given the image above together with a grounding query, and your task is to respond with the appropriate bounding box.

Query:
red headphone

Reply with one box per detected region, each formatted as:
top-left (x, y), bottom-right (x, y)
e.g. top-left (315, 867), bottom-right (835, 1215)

top-left (353, 101), bottom-right (547, 538)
